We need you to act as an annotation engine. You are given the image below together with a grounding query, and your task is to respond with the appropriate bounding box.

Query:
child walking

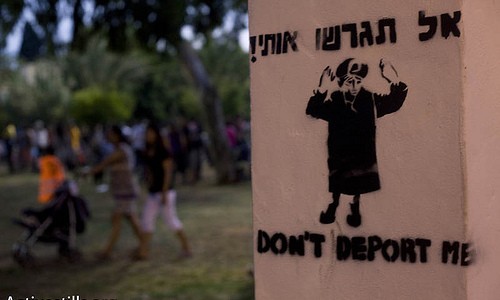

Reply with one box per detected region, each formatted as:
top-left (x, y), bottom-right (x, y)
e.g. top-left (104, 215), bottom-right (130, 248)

top-left (140, 123), bottom-right (192, 259)
top-left (89, 125), bottom-right (146, 260)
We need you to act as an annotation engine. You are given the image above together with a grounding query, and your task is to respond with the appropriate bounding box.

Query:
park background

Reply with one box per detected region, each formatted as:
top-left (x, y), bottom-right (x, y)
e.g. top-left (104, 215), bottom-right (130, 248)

top-left (0, 1), bottom-right (254, 299)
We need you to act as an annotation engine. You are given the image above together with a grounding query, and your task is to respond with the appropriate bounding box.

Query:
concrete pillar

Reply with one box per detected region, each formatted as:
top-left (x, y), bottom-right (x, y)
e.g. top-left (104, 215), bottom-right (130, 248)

top-left (463, 1), bottom-right (500, 299)
top-left (249, 1), bottom-right (500, 299)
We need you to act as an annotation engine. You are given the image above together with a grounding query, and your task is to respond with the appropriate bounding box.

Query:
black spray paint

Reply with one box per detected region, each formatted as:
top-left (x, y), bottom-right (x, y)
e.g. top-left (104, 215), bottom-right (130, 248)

top-left (336, 236), bottom-right (431, 263)
top-left (252, 7), bottom-right (471, 267)
top-left (257, 230), bottom-right (325, 258)
top-left (306, 58), bottom-right (408, 227)
top-left (256, 230), bottom-right (473, 266)
top-left (316, 18), bottom-right (396, 51)
top-left (418, 10), bottom-right (461, 41)
top-left (249, 31), bottom-right (299, 63)
top-left (442, 241), bottom-right (473, 266)
top-left (250, 10), bottom-right (461, 63)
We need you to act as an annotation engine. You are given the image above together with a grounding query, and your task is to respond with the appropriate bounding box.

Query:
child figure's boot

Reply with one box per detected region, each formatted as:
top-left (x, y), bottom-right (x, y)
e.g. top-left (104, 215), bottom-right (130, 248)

top-left (346, 201), bottom-right (361, 227)
top-left (320, 199), bottom-right (339, 224)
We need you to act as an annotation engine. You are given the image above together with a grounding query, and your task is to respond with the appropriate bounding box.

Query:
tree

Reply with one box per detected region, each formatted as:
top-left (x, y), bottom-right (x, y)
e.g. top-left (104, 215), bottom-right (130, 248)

top-left (28, 59), bottom-right (72, 121)
top-left (0, 0), bottom-right (249, 183)
top-left (199, 37), bottom-right (250, 119)
top-left (19, 22), bottom-right (44, 61)
top-left (0, 59), bottom-right (71, 124)
top-left (70, 86), bottom-right (135, 125)
top-left (62, 38), bottom-right (150, 93)
top-left (133, 56), bottom-right (197, 122)
top-left (0, 2), bottom-right (24, 50)
top-left (87, 0), bottom-right (248, 183)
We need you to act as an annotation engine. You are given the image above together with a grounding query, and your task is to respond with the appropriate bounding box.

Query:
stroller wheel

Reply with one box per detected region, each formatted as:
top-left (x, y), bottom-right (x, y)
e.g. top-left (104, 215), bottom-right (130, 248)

top-left (12, 242), bottom-right (35, 268)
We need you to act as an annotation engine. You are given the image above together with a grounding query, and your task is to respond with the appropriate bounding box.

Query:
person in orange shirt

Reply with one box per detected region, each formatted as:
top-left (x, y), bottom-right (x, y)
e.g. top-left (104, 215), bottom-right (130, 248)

top-left (38, 146), bottom-right (66, 204)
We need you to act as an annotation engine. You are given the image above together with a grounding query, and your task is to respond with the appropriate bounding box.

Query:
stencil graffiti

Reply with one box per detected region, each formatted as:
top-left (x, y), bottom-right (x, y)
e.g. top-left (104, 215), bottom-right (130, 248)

top-left (306, 58), bottom-right (408, 227)
top-left (249, 10), bottom-right (462, 63)
top-left (249, 31), bottom-right (299, 63)
top-left (316, 18), bottom-right (397, 51)
top-left (256, 229), bottom-right (474, 266)
top-left (419, 10), bottom-right (461, 41)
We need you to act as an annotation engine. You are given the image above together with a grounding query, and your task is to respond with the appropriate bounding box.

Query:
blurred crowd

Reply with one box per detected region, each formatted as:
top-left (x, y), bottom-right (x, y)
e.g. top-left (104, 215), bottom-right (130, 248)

top-left (0, 117), bottom-right (251, 184)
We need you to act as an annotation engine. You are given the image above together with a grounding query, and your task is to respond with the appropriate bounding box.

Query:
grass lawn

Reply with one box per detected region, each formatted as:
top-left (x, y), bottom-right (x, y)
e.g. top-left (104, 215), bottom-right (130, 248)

top-left (0, 169), bottom-right (254, 300)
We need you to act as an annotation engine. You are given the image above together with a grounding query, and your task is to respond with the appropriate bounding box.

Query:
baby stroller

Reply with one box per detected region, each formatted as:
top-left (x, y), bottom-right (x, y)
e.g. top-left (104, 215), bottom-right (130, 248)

top-left (12, 180), bottom-right (90, 266)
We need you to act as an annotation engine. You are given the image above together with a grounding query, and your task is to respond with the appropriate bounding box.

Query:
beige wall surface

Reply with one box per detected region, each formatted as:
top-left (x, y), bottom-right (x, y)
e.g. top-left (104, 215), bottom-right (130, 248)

top-left (250, 1), bottom-right (472, 299)
top-left (463, 1), bottom-right (500, 299)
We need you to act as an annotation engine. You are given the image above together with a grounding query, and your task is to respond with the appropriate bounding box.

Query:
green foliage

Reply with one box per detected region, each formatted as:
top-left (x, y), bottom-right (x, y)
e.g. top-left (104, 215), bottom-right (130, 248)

top-left (30, 60), bottom-right (72, 121)
top-left (70, 86), bottom-right (135, 125)
top-left (0, 70), bottom-right (31, 124)
top-left (91, 1), bottom-right (187, 52)
top-left (0, 42), bottom-right (151, 125)
top-left (0, 1), bottom-right (250, 127)
top-left (0, 37), bottom-right (250, 126)
top-left (186, 0), bottom-right (247, 38)
top-left (200, 38), bottom-right (250, 118)
top-left (62, 39), bottom-right (151, 124)
top-left (63, 38), bottom-right (151, 93)
top-left (0, 59), bottom-right (71, 125)
top-left (179, 87), bottom-right (202, 119)
top-left (133, 56), bottom-right (194, 121)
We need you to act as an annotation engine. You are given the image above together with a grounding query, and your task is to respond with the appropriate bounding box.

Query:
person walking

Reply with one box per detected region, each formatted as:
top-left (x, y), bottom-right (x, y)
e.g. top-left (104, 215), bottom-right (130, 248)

top-left (88, 125), bottom-right (146, 260)
top-left (141, 123), bottom-right (192, 259)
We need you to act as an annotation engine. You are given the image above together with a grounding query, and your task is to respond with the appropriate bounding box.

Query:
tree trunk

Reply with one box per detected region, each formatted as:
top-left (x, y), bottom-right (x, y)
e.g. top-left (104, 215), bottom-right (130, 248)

top-left (70, 0), bottom-right (85, 51)
top-left (177, 41), bottom-right (235, 184)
